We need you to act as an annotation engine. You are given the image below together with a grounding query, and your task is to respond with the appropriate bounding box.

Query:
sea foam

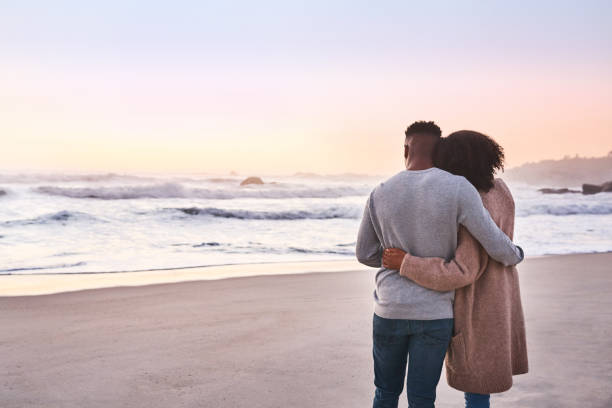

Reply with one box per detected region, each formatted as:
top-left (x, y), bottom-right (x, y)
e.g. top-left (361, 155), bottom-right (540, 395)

top-left (34, 182), bottom-right (370, 200)
top-left (172, 206), bottom-right (361, 220)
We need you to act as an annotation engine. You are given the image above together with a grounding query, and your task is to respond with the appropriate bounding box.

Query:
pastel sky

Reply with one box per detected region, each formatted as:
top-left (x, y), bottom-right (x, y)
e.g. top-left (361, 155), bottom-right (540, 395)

top-left (2, 1), bottom-right (611, 175)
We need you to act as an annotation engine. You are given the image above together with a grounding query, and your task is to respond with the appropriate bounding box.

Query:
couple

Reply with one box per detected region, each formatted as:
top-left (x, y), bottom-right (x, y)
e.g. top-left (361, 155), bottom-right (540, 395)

top-left (356, 121), bottom-right (528, 408)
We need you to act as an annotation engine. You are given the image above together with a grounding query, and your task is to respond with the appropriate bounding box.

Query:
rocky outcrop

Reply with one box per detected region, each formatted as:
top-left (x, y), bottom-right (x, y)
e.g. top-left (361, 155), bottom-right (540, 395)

top-left (0, 189), bottom-right (6, 196)
top-left (537, 181), bottom-right (612, 195)
top-left (583, 184), bottom-right (602, 195)
top-left (504, 154), bottom-right (612, 186)
top-left (240, 176), bottom-right (264, 186)
top-left (582, 181), bottom-right (612, 195)
top-left (538, 188), bottom-right (580, 194)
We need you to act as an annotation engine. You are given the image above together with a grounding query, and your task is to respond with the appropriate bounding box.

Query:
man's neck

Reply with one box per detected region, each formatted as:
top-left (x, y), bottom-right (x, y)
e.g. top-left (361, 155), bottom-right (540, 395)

top-left (405, 159), bottom-right (434, 171)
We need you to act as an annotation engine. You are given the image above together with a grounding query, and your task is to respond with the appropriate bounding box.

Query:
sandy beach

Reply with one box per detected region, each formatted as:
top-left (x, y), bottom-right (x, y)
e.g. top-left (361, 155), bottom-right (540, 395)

top-left (1, 253), bottom-right (611, 408)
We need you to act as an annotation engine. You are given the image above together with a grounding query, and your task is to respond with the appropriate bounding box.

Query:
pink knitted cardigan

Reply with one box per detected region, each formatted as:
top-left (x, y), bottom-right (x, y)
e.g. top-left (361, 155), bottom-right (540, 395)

top-left (399, 178), bottom-right (528, 393)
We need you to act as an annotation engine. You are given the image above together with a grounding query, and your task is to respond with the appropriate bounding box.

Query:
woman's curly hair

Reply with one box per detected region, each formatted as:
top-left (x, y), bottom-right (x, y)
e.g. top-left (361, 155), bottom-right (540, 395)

top-left (433, 130), bottom-right (505, 192)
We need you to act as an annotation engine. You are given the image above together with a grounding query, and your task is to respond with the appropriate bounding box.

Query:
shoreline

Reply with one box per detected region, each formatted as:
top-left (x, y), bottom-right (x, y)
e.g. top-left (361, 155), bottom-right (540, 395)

top-left (0, 259), bottom-right (364, 297)
top-left (1, 252), bottom-right (609, 297)
top-left (1, 257), bottom-right (364, 276)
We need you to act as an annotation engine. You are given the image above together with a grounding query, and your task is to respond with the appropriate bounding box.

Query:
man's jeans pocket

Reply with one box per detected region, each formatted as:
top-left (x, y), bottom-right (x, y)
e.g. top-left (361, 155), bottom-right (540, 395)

top-left (373, 313), bottom-right (399, 345)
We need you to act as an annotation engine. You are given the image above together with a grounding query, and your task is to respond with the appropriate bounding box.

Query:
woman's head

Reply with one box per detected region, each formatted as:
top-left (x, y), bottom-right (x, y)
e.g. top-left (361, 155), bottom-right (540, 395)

top-left (433, 130), bottom-right (505, 192)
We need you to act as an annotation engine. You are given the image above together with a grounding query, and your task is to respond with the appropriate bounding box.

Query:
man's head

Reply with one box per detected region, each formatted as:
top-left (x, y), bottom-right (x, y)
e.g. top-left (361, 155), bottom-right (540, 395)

top-left (403, 121), bottom-right (442, 169)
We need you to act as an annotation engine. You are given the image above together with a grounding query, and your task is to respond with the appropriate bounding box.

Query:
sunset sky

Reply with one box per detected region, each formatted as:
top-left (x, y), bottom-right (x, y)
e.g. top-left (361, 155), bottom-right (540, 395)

top-left (2, 1), bottom-right (611, 175)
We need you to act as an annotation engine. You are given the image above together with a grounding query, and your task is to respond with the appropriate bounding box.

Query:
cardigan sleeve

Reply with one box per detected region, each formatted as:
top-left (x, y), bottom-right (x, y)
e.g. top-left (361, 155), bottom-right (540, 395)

top-left (398, 226), bottom-right (489, 292)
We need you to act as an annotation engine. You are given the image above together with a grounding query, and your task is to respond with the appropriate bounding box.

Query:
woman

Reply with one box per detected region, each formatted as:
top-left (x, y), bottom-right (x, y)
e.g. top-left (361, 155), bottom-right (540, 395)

top-left (382, 130), bottom-right (528, 408)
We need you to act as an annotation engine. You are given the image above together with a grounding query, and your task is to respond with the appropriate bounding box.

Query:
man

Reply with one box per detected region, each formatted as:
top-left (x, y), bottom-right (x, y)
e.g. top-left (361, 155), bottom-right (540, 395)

top-left (356, 121), bottom-right (523, 408)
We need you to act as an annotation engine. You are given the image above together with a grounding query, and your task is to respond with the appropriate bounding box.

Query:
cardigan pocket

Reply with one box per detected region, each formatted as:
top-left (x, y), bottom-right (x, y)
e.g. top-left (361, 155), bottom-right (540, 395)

top-left (446, 332), bottom-right (473, 374)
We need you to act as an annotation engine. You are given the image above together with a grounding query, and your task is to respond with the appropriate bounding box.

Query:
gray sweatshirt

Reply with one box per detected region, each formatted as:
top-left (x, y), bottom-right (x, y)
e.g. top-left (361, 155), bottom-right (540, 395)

top-left (356, 167), bottom-right (524, 320)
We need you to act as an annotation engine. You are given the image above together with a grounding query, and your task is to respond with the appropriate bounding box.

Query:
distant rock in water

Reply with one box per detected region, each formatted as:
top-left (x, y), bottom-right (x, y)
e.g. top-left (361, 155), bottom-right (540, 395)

top-left (538, 188), bottom-right (580, 194)
top-left (0, 189), bottom-right (6, 196)
top-left (240, 176), bottom-right (264, 186)
top-left (582, 181), bottom-right (612, 195)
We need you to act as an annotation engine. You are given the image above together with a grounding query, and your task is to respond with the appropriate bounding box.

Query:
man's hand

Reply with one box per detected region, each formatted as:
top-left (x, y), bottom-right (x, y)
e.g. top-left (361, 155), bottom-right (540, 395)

top-left (382, 248), bottom-right (407, 270)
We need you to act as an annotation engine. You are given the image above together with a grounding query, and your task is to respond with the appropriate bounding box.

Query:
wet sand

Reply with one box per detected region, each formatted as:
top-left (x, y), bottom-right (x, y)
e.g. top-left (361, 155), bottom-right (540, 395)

top-left (1, 253), bottom-right (611, 407)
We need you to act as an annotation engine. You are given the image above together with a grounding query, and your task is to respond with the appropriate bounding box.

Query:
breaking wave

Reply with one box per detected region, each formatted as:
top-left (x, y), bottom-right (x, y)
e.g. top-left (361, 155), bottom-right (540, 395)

top-left (287, 246), bottom-right (355, 255)
top-left (517, 203), bottom-right (612, 217)
top-left (34, 182), bottom-right (370, 200)
top-left (173, 206), bottom-right (360, 220)
top-left (177, 240), bottom-right (355, 255)
top-left (2, 210), bottom-right (100, 226)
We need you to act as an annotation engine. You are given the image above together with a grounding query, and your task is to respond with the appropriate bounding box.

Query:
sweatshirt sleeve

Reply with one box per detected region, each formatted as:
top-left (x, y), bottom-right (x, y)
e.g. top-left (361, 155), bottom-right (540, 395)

top-left (356, 192), bottom-right (383, 268)
top-left (456, 179), bottom-right (524, 266)
top-left (399, 226), bottom-right (488, 292)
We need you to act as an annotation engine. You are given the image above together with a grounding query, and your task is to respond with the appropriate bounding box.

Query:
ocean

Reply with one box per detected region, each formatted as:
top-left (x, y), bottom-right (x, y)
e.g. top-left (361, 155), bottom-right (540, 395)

top-left (1, 171), bottom-right (610, 275)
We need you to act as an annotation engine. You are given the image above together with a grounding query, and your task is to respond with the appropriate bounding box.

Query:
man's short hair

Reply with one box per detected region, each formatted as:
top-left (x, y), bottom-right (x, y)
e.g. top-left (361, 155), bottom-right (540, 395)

top-left (404, 121), bottom-right (442, 139)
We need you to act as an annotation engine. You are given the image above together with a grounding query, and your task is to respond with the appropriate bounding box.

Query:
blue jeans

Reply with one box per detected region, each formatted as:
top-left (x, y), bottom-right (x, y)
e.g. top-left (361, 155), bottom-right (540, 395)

top-left (465, 392), bottom-right (490, 407)
top-left (372, 312), bottom-right (453, 408)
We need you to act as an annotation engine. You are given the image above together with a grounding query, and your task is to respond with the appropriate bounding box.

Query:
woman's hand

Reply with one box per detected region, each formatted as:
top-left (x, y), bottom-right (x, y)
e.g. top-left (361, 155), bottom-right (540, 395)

top-left (382, 248), bottom-right (407, 270)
